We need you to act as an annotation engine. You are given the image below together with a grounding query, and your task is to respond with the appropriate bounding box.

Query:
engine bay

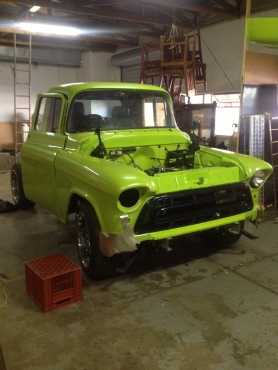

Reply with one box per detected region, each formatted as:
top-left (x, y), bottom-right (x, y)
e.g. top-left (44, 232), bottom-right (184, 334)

top-left (104, 144), bottom-right (199, 176)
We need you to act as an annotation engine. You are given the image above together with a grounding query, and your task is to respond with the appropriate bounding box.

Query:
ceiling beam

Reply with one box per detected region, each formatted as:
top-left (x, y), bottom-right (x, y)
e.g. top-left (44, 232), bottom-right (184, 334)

top-left (0, 24), bottom-right (138, 49)
top-left (61, 0), bottom-right (237, 15)
top-left (0, 36), bottom-right (85, 50)
top-left (16, 0), bottom-right (176, 27)
top-left (0, 0), bottom-right (243, 48)
top-left (0, 35), bottom-right (124, 51)
top-left (211, 0), bottom-right (242, 16)
top-left (211, 0), bottom-right (238, 11)
top-left (141, 0), bottom-right (238, 16)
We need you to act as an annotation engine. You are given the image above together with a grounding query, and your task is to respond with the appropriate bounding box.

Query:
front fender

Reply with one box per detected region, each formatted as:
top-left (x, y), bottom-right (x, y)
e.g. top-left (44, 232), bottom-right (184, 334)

top-left (55, 150), bottom-right (155, 233)
top-left (81, 155), bottom-right (155, 197)
top-left (200, 147), bottom-right (273, 180)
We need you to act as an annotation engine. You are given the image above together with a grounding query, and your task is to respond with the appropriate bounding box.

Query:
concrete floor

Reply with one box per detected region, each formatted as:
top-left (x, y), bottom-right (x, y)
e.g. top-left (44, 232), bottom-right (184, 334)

top-left (1, 172), bottom-right (278, 370)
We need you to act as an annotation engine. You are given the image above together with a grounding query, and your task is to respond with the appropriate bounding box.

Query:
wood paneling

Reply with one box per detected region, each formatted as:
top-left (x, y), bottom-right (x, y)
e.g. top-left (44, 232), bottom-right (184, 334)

top-left (245, 51), bottom-right (278, 84)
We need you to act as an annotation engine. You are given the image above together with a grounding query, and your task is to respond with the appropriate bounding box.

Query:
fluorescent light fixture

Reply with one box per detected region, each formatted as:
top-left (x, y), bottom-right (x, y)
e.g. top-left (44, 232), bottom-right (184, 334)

top-left (29, 5), bottom-right (41, 13)
top-left (16, 21), bottom-right (82, 37)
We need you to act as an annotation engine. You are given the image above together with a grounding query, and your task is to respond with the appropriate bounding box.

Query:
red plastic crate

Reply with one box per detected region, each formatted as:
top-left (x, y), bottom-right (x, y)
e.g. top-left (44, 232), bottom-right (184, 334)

top-left (25, 255), bottom-right (82, 312)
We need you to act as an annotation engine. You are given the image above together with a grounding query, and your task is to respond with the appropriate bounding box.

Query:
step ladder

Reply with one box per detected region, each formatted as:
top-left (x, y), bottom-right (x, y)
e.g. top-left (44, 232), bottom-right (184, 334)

top-left (13, 33), bottom-right (32, 154)
top-left (269, 117), bottom-right (278, 208)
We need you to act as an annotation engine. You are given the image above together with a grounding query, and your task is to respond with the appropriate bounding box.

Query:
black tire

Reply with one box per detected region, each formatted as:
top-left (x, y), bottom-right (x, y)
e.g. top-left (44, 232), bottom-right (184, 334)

top-left (75, 200), bottom-right (117, 279)
top-left (201, 222), bottom-right (244, 247)
top-left (10, 164), bottom-right (35, 210)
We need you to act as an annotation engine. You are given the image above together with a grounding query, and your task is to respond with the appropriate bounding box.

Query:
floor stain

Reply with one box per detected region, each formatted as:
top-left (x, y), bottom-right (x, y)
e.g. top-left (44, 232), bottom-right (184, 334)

top-left (232, 338), bottom-right (263, 366)
top-left (0, 272), bottom-right (8, 280)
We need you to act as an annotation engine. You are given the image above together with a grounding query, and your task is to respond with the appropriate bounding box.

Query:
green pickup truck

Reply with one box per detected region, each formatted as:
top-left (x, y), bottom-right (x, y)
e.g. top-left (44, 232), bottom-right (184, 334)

top-left (11, 82), bottom-right (272, 278)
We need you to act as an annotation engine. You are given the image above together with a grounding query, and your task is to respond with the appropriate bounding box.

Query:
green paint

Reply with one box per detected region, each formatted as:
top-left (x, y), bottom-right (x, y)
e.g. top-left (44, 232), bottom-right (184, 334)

top-left (247, 17), bottom-right (278, 45)
top-left (21, 82), bottom-right (272, 243)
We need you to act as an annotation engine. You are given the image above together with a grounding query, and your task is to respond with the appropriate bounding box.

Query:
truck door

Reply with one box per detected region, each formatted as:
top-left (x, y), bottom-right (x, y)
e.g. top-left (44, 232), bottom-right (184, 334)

top-left (21, 93), bottom-right (66, 212)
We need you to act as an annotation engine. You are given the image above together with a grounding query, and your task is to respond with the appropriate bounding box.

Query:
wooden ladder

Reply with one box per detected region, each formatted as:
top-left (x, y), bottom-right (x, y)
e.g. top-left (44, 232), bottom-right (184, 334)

top-left (13, 33), bottom-right (32, 154)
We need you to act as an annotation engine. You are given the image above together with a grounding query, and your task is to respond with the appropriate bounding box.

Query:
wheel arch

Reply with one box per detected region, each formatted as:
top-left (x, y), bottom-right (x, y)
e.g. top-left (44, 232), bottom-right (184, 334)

top-left (10, 161), bottom-right (35, 209)
top-left (67, 193), bottom-right (102, 229)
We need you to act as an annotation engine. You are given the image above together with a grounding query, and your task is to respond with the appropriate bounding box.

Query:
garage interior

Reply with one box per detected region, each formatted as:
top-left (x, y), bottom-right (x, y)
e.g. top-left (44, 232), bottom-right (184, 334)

top-left (0, 1), bottom-right (278, 369)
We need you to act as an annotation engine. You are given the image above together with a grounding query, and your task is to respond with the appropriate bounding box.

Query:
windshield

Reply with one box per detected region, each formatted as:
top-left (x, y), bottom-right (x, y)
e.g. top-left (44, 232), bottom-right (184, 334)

top-left (67, 90), bottom-right (175, 132)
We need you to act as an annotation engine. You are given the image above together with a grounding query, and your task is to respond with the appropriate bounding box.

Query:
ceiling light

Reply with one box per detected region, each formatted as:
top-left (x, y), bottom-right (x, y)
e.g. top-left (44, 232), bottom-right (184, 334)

top-left (16, 22), bottom-right (82, 37)
top-left (29, 5), bottom-right (41, 13)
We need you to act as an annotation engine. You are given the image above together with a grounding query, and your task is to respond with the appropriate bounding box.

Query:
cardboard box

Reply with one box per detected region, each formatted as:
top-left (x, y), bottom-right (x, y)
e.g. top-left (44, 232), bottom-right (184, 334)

top-left (0, 122), bottom-right (14, 151)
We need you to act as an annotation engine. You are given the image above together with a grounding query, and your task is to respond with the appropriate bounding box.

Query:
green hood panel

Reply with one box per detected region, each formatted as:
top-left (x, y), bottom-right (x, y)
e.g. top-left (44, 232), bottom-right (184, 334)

top-left (79, 157), bottom-right (242, 197)
top-left (68, 128), bottom-right (191, 153)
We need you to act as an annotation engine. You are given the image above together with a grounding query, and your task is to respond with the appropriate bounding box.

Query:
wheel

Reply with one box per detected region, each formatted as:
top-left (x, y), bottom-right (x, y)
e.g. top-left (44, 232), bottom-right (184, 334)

top-left (75, 200), bottom-right (117, 279)
top-left (201, 222), bottom-right (244, 247)
top-left (10, 164), bottom-right (35, 210)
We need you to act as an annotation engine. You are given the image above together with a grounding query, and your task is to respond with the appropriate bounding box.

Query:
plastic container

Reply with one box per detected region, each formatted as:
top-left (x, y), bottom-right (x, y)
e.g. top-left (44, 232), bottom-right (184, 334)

top-left (25, 255), bottom-right (82, 312)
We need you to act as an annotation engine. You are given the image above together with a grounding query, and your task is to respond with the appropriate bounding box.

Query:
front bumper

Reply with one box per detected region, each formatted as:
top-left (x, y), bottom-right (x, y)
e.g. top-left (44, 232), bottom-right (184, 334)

top-left (134, 182), bottom-right (257, 243)
top-left (102, 207), bottom-right (258, 255)
top-left (134, 208), bottom-right (257, 243)
top-left (103, 182), bottom-right (259, 255)
top-left (135, 182), bottom-right (253, 234)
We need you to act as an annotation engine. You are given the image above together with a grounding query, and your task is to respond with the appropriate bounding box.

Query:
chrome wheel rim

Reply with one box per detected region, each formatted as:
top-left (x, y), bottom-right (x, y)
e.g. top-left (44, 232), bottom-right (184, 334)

top-left (76, 211), bottom-right (93, 270)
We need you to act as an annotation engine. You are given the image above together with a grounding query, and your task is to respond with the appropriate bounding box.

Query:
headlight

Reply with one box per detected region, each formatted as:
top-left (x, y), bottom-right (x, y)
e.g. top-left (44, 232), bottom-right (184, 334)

top-left (119, 188), bottom-right (140, 207)
top-left (250, 170), bottom-right (268, 188)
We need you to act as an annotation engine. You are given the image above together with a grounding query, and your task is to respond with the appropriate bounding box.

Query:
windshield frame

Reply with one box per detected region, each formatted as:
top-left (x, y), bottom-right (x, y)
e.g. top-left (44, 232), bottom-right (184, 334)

top-left (66, 89), bottom-right (176, 133)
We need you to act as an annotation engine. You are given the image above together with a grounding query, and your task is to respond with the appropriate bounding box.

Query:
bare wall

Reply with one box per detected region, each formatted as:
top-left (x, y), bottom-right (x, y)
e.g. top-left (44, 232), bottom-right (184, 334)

top-left (200, 17), bottom-right (245, 94)
top-left (78, 52), bottom-right (120, 82)
top-left (0, 51), bottom-right (120, 122)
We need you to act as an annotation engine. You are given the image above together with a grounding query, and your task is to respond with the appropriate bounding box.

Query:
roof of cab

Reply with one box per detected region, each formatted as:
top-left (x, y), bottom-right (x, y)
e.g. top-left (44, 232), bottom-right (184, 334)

top-left (48, 81), bottom-right (168, 99)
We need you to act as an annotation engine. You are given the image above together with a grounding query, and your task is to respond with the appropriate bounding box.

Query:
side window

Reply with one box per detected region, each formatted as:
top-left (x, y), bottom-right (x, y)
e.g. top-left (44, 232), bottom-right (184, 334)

top-left (155, 100), bottom-right (167, 127)
top-left (35, 97), bottom-right (62, 133)
top-left (36, 97), bottom-right (48, 132)
top-left (52, 98), bottom-right (62, 132)
top-left (143, 98), bottom-right (166, 127)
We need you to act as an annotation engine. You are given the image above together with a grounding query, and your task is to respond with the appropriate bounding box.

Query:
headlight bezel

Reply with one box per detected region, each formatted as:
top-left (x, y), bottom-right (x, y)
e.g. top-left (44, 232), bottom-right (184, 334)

top-left (250, 169), bottom-right (269, 188)
top-left (119, 188), bottom-right (140, 208)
